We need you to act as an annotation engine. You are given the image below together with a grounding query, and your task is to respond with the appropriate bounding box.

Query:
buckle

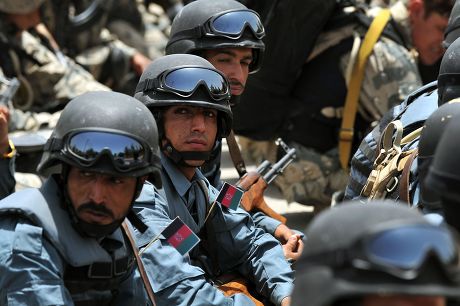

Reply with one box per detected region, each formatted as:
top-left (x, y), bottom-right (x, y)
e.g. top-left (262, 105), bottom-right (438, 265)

top-left (339, 128), bottom-right (354, 142)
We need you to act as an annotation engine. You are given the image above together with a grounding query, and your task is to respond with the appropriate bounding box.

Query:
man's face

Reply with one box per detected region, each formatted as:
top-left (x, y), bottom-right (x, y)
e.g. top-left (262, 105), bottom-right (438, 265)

top-left (362, 295), bottom-right (445, 306)
top-left (67, 167), bottom-right (137, 225)
top-left (162, 105), bottom-right (218, 167)
top-left (203, 47), bottom-right (253, 96)
top-left (7, 8), bottom-right (41, 31)
top-left (410, 1), bottom-right (448, 65)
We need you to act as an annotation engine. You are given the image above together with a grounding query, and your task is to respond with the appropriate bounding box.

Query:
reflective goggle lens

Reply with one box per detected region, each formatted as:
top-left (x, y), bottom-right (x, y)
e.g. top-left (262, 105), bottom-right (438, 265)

top-left (366, 225), bottom-right (456, 270)
top-left (163, 67), bottom-right (229, 99)
top-left (68, 132), bottom-right (146, 169)
top-left (211, 10), bottom-right (264, 38)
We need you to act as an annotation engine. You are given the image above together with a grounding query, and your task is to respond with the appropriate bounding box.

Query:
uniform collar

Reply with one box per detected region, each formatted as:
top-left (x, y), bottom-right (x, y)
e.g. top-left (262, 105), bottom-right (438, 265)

top-left (160, 151), bottom-right (208, 198)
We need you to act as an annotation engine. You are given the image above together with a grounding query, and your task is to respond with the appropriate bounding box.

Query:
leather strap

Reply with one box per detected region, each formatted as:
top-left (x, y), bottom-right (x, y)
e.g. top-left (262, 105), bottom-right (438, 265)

top-left (121, 221), bottom-right (157, 306)
top-left (399, 148), bottom-right (418, 204)
top-left (339, 9), bottom-right (391, 169)
top-left (226, 130), bottom-right (247, 178)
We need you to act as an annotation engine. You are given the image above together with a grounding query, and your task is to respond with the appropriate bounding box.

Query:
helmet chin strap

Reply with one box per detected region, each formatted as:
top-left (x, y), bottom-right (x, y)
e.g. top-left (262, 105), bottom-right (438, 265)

top-left (162, 138), bottom-right (212, 167)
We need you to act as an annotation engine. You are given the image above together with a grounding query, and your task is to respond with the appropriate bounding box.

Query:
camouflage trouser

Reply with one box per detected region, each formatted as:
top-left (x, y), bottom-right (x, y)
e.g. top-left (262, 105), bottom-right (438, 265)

top-left (238, 136), bottom-right (349, 209)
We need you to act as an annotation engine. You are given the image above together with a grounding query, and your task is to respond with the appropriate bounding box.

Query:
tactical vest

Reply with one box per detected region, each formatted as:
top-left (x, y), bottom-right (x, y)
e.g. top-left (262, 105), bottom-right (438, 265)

top-left (345, 81), bottom-right (438, 200)
top-left (359, 84), bottom-right (439, 204)
top-left (0, 178), bottom-right (135, 306)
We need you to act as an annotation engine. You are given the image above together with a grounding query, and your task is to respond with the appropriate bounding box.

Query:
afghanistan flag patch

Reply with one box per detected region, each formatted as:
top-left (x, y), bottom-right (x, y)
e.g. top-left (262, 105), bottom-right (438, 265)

top-left (216, 182), bottom-right (243, 210)
top-left (162, 217), bottom-right (200, 256)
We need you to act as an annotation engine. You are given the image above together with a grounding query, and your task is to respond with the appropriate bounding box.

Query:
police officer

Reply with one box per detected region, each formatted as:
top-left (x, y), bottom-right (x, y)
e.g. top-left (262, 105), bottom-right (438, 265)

top-left (426, 114), bottom-right (460, 234)
top-left (133, 54), bottom-right (294, 305)
top-left (346, 1), bottom-right (460, 201)
top-left (0, 0), bottom-right (109, 112)
top-left (0, 91), bottom-right (162, 305)
top-left (165, 0), bottom-right (303, 260)
top-left (291, 201), bottom-right (460, 306)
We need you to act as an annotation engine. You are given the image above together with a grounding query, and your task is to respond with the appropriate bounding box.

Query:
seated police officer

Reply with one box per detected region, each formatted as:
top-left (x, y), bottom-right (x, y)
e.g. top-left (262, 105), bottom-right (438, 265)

top-left (291, 201), bottom-right (460, 306)
top-left (165, 0), bottom-right (302, 261)
top-left (0, 91), bottom-right (162, 305)
top-left (133, 54), bottom-right (294, 306)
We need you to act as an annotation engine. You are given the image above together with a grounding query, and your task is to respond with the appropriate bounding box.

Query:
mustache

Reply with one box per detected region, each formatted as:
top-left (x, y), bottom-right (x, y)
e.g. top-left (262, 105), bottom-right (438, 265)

top-left (77, 202), bottom-right (114, 218)
top-left (229, 79), bottom-right (244, 89)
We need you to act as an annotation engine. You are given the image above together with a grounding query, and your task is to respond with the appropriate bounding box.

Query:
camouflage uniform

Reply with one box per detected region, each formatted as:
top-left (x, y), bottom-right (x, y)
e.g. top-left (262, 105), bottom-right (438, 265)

top-left (0, 27), bottom-right (109, 113)
top-left (239, 1), bottom-right (421, 208)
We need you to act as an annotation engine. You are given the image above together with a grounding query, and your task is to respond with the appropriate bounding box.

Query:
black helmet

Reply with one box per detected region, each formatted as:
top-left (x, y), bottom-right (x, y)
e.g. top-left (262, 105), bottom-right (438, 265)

top-left (438, 37), bottom-right (460, 105)
top-left (165, 0), bottom-right (265, 73)
top-left (426, 111), bottom-right (460, 232)
top-left (444, 0), bottom-right (460, 49)
top-left (292, 201), bottom-right (460, 306)
top-left (134, 54), bottom-right (232, 138)
top-left (37, 91), bottom-right (162, 188)
top-left (418, 100), bottom-right (460, 210)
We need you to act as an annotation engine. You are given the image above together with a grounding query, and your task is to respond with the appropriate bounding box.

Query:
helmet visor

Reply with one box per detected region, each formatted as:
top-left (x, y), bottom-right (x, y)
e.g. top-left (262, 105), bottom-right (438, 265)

top-left (66, 131), bottom-right (150, 172)
top-left (364, 224), bottom-right (457, 272)
top-left (302, 223), bottom-right (459, 280)
top-left (138, 67), bottom-right (230, 102)
top-left (209, 10), bottom-right (265, 40)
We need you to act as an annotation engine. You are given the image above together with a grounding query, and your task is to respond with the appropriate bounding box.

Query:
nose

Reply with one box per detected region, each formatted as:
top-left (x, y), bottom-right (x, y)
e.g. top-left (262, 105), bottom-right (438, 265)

top-left (232, 63), bottom-right (245, 84)
top-left (190, 111), bottom-right (206, 133)
top-left (88, 177), bottom-right (107, 204)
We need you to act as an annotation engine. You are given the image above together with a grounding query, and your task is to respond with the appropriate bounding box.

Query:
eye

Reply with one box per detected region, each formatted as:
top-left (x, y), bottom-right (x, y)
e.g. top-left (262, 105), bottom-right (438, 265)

top-left (174, 107), bottom-right (190, 115)
top-left (110, 177), bottom-right (124, 184)
top-left (241, 58), bottom-right (252, 67)
top-left (80, 171), bottom-right (95, 178)
top-left (203, 110), bottom-right (217, 118)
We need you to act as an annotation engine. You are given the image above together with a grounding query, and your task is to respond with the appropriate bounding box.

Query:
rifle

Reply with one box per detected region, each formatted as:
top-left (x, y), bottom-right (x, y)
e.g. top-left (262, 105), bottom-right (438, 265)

top-left (0, 76), bottom-right (19, 108)
top-left (237, 138), bottom-right (296, 224)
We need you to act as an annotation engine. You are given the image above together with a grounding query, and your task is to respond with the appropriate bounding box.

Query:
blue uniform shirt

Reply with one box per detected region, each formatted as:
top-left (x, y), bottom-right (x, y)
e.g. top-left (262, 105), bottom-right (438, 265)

top-left (133, 153), bottom-right (294, 306)
top-left (0, 177), bottom-right (145, 305)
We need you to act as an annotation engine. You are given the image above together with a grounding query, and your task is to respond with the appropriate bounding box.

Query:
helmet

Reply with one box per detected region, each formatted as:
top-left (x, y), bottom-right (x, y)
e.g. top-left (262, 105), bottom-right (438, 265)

top-left (418, 100), bottom-right (460, 210)
top-left (134, 54), bottom-right (232, 138)
top-left (438, 37), bottom-right (460, 105)
top-left (443, 0), bottom-right (460, 49)
top-left (291, 201), bottom-right (460, 306)
top-left (426, 111), bottom-right (460, 232)
top-left (37, 91), bottom-right (162, 188)
top-left (0, 0), bottom-right (44, 14)
top-left (165, 0), bottom-right (265, 73)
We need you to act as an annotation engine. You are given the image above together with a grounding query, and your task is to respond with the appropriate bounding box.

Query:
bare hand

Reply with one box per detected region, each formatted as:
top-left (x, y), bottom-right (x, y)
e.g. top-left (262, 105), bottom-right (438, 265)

top-left (281, 296), bottom-right (291, 306)
top-left (282, 234), bottom-right (304, 262)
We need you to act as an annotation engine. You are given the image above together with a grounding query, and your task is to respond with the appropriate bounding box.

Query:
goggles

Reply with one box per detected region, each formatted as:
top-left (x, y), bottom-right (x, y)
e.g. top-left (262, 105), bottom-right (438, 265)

top-left (137, 67), bottom-right (230, 101)
top-left (203, 9), bottom-right (265, 40)
top-left (303, 223), bottom-right (459, 280)
top-left (47, 131), bottom-right (155, 173)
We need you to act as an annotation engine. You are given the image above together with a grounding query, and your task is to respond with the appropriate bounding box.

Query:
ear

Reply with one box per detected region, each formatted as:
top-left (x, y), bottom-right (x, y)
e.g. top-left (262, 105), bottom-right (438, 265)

top-left (408, 0), bottom-right (425, 19)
